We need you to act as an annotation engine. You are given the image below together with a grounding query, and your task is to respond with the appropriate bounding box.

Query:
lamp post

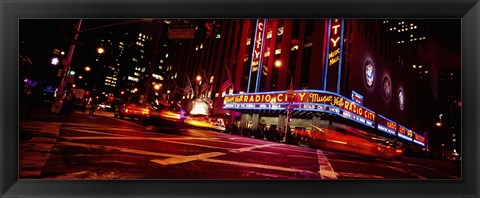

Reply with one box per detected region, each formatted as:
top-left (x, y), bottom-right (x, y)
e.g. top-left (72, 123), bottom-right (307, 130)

top-left (275, 60), bottom-right (295, 143)
top-left (51, 19), bottom-right (82, 113)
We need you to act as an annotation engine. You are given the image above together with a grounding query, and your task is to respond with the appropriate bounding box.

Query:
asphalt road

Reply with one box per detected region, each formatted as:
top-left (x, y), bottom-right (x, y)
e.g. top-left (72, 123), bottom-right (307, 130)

top-left (19, 110), bottom-right (461, 179)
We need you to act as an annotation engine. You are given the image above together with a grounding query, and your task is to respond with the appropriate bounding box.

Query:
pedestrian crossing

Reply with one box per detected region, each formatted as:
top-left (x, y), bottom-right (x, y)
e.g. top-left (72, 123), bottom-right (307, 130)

top-left (19, 121), bottom-right (62, 178)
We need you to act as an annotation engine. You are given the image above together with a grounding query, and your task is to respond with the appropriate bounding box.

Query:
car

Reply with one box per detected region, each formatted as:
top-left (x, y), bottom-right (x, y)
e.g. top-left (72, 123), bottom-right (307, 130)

top-left (114, 103), bottom-right (150, 120)
top-left (141, 102), bottom-right (186, 130)
top-left (183, 115), bottom-right (226, 132)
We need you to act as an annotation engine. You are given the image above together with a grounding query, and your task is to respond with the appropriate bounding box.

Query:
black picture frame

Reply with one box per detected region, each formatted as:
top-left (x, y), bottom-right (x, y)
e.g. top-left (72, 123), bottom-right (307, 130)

top-left (1, 0), bottom-right (479, 197)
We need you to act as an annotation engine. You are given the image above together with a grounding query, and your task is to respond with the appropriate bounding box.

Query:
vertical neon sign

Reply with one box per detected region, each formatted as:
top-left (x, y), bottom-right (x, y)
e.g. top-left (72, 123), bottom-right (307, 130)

top-left (323, 19), bottom-right (345, 93)
top-left (247, 19), bottom-right (267, 93)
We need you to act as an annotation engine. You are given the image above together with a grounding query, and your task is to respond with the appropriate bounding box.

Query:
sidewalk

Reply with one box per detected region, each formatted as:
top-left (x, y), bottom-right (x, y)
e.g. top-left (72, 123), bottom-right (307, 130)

top-left (20, 102), bottom-right (99, 123)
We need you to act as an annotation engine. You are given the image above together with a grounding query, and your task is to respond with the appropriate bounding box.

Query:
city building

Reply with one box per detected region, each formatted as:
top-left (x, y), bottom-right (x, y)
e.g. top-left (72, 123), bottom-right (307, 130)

top-left (167, 19), bottom-right (459, 152)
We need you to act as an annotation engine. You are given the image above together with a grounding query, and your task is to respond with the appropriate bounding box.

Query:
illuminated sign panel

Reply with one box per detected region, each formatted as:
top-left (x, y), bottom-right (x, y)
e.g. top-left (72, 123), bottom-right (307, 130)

top-left (398, 125), bottom-right (414, 141)
top-left (323, 19), bottom-right (345, 93)
top-left (224, 90), bottom-right (376, 128)
top-left (247, 19), bottom-right (267, 93)
top-left (377, 115), bottom-right (397, 136)
top-left (413, 133), bottom-right (426, 147)
top-left (351, 90), bottom-right (364, 105)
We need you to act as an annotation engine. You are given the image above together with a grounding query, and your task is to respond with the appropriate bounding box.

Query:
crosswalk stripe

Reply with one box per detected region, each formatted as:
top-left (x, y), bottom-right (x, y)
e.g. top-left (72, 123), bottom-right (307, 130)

top-left (317, 149), bottom-right (338, 179)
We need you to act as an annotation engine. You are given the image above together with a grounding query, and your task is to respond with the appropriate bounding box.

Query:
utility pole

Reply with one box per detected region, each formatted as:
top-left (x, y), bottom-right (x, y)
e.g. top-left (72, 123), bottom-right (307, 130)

top-left (283, 73), bottom-right (294, 143)
top-left (51, 19), bottom-right (82, 113)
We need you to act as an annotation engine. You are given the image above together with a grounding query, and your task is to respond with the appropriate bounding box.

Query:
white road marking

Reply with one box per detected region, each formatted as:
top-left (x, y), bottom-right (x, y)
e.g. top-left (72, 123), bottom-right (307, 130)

top-left (336, 172), bottom-right (385, 179)
top-left (316, 149), bottom-right (338, 179)
top-left (58, 141), bottom-right (179, 158)
top-left (230, 144), bottom-right (279, 153)
top-left (329, 159), bottom-right (427, 179)
top-left (151, 152), bottom-right (225, 165)
top-left (201, 157), bottom-right (318, 175)
top-left (58, 141), bottom-right (319, 176)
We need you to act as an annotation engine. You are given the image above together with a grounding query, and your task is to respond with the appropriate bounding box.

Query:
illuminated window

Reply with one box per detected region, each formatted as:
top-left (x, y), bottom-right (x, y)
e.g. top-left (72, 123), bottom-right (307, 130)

top-left (246, 38), bottom-right (251, 45)
top-left (277, 27), bottom-right (284, 35)
top-left (425, 70), bottom-right (429, 73)
top-left (195, 46), bottom-right (198, 51)
top-left (304, 42), bottom-right (313, 47)
top-left (414, 26), bottom-right (417, 29)
top-left (410, 35), bottom-right (413, 37)
top-left (413, 65), bottom-right (416, 68)
top-left (128, 76), bottom-right (139, 82)
top-left (275, 49), bottom-right (281, 55)
top-left (419, 65), bottom-right (423, 68)
top-left (200, 44), bottom-right (203, 49)
top-left (266, 30), bottom-right (272, 39)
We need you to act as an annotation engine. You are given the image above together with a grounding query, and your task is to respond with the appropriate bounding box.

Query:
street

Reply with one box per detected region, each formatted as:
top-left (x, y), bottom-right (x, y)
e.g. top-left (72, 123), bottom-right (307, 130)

top-left (20, 108), bottom-right (460, 179)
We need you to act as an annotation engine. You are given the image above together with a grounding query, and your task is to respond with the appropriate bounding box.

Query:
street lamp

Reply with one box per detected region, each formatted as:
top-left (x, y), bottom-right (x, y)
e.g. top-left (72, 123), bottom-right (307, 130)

top-left (154, 84), bottom-right (161, 90)
top-left (85, 66), bottom-right (91, 72)
top-left (196, 75), bottom-right (202, 81)
top-left (51, 57), bottom-right (59, 65)
top-left (78, 75), bottom-right (83, 80)
top-left (97, 47), bottom-right (105, 54)
top-left (275, 60), bottom-right (282, 67)
top-left (436, 122), bottom-right (442, 127)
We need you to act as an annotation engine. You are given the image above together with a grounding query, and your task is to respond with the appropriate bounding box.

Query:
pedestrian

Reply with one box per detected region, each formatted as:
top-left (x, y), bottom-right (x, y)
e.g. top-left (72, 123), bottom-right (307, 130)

top-left (81, 98), bottom-right (87, 112)
top-left (89, 96), bottom-right (99, 116)
top-left (59, 91), bottom-right (74, 120)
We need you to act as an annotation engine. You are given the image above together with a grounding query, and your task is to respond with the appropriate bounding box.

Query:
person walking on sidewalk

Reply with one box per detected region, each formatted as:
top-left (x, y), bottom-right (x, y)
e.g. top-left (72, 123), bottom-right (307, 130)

top-left (89, 96), bottom-right (99, 116)
top-left (59, 90), bottom-right (74, 120)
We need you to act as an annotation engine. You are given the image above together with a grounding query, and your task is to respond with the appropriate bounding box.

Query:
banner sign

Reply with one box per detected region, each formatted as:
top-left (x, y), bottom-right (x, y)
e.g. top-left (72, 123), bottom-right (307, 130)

top-left (351, 90), bottom-right (364, 105)
top-left (377, 114), bottom-right (397, 136)
top-left (413, 133), bottom-right (426, 147)
top-left (398, 125), bottom-right (414, 141)
top-left (224, 90), bottom-right (375, 128)
top-left (248, 19), bottom-right (267, 93)
top-left (323, 19), bottom-right (345, 93)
